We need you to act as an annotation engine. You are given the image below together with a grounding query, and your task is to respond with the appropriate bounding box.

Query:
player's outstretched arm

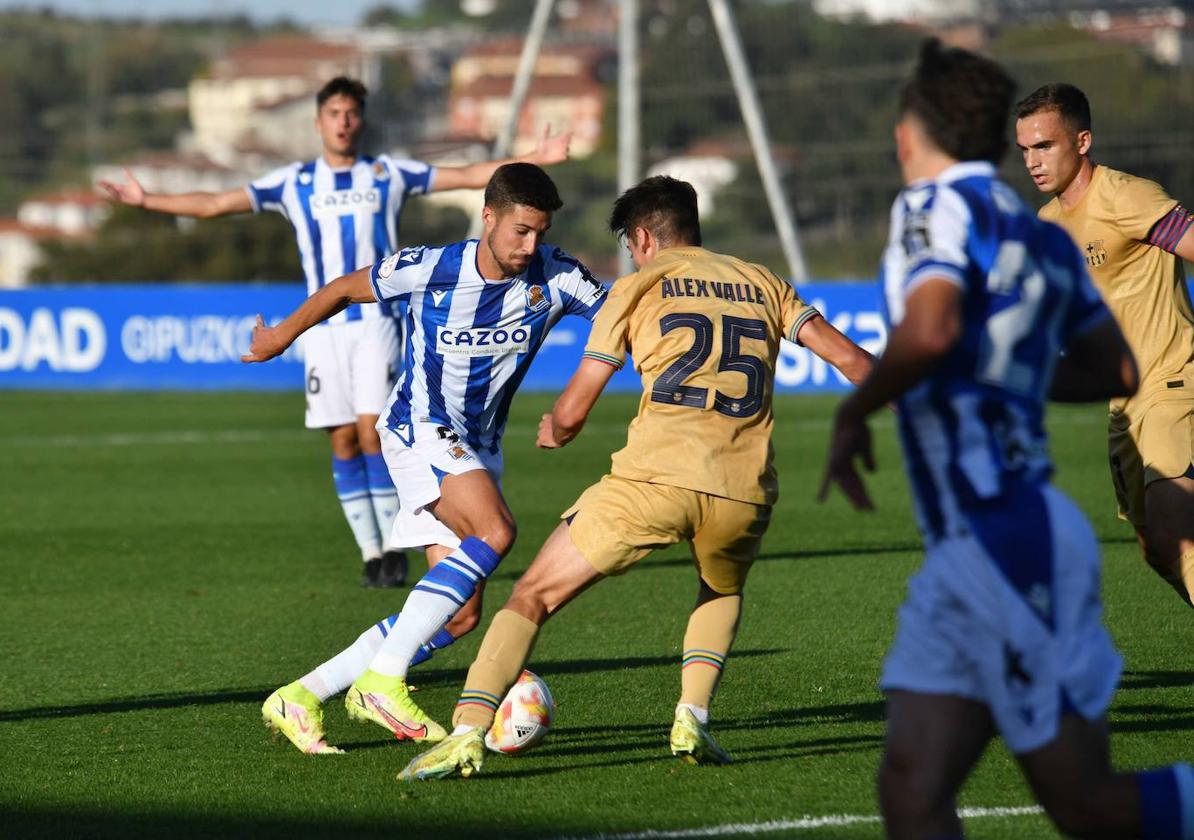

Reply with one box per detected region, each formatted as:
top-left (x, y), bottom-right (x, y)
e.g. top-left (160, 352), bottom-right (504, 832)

top-left (430, 127), bottom-right (572, 192)
top-left (795, 315), bottom-right (875, 386)
top-left (242, 267), bottom-right (376, 363)
top-left (1050, 316), bottom-right (1138, 403)
top-left (98, 168), bottom-right (252, 219)
top-left (819, 277), bottom-right (962, 510)
top-left (537, 358), bottom-right (617, 449)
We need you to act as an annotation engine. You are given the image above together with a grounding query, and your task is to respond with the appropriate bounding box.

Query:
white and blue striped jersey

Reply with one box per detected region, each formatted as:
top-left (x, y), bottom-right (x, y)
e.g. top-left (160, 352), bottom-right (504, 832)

top-left (880, 161), bottom-right (1111, 544)
top-left (247, 154), bottom-right (434, 325)
top-left (370, 240), bottom-right (606, 453)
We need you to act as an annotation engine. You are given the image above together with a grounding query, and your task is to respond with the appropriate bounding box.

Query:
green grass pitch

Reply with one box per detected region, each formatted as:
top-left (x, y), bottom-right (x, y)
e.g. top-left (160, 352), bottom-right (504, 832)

top-left (1, 391), bottom-right (1190, 839)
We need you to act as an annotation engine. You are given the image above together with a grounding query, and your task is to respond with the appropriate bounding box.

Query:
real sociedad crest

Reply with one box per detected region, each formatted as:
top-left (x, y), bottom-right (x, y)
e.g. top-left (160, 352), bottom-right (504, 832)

top-left (525, 284), bottom-right (549, 312)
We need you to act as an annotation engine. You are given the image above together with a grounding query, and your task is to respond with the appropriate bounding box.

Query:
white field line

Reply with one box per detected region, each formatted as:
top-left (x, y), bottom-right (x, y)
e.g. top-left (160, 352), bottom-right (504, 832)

top-left (551, 805), bottom-right (1044, 840)
top-left (0, 412), bottom-right (1104, 449)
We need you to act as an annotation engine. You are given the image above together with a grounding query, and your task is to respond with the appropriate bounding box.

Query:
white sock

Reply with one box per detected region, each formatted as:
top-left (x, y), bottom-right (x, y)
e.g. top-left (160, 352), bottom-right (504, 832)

top-left (363, 453), bottom-right (399, 549)
top-left (332, 455), bottom-right (383, 560)
top-left (368, 537), bottom-right (501, 677)
top-left (678, 702), bottom-right (710, 725)
top-left (299, 616), bottom-right (395, 701)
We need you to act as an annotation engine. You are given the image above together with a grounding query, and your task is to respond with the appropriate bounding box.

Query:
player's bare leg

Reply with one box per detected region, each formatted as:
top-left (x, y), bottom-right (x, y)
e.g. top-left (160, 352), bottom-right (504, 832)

top-left (349, 470), bottom-right (516, 743)
top-left (1139, 474), bottom-right (1194, 606)
top-left (400, 522), bottom-right (602, 781)
top-left (1016, 715), bottom-right (1143, 838)
top-left (878, 691), bottom-right (994, 839)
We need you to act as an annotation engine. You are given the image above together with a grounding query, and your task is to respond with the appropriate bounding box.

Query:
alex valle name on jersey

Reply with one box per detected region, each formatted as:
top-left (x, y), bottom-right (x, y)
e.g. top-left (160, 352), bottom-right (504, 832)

top-left (660, 276), bottom-right (767, 304)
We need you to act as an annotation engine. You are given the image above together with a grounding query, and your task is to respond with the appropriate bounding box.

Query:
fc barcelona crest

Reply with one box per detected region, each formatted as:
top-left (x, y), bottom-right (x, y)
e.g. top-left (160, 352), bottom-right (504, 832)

top-left (525, 284), bottom-right (549, 312)
top-left (1084, 240), bottom-right (1107, 268)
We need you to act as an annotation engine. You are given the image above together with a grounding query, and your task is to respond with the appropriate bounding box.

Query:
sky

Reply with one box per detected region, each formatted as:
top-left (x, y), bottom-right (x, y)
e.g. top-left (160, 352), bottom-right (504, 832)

top-left (0, 0), bottom-right (420, 27)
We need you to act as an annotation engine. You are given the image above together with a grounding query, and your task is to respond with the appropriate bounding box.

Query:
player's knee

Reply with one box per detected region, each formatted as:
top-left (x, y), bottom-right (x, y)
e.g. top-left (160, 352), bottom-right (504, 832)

top-left (475, 517), bottom-right (516, 557)
top-left (877, 750), bottom-right (947, 821)
top-left (1038, 787), bottom-right (1107, 839)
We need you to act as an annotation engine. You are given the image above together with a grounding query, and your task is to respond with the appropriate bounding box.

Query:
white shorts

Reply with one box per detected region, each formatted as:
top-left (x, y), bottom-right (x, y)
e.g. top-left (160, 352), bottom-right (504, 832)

top-left (880, 483), bottom-right (1122, 754)
top-left (378, 421), bottom-right (504, 551)
top-left (301, 318), bottom-right (400, 429)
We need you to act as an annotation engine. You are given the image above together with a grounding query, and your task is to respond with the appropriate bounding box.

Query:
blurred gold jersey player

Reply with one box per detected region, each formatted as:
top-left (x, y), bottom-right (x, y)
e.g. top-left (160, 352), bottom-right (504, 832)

top-left (397, 176), bottom-right (873, 780)
top-left (1016, 83), bottom-right (1194, 604)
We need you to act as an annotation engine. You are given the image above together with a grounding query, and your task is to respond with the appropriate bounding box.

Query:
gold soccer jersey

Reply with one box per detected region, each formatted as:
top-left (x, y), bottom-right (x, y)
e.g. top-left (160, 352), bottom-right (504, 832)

top-left (1039, 165), bottom-right (1194, 410)
top-left (582, 246), bottom-right (818, 505)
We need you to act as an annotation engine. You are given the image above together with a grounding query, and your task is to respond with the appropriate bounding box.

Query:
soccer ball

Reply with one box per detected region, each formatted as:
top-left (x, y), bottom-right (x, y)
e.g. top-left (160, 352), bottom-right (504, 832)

top-left (485, 670), bottom-right (554, 754)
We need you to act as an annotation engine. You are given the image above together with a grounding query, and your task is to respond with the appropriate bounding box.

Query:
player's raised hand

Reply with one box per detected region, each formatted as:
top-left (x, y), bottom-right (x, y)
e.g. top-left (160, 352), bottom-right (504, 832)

top-left (532, 125), bottom-right (572, 166)
top-left (818, 409), bottom-right (876, 511)
top-left (97, 168), bottom-right (146, 207)
top-left (536, 413), bottom-right (562, 449)
top-left (241, 315), bottom-right (288, 363)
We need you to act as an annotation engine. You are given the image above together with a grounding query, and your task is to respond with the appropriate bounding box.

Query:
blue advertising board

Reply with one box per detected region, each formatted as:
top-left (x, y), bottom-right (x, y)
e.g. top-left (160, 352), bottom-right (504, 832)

top-left (0, 282), bottom-right (887, 393)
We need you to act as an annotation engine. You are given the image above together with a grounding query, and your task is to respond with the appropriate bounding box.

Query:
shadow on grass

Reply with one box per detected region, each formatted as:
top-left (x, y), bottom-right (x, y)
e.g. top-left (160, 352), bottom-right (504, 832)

top-left (0, 650), bottom-right (787, 724)
top-left (1119, 670), bottom-right (1194, 691)
top-left (0, 808), bottom-right (513, 840)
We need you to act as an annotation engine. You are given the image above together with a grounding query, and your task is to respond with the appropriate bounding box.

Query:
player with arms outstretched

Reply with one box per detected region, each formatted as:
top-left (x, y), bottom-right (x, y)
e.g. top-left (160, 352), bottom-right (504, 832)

top-left (101, 76), bottom-right (570, 587)
top-left (822, 39), bottom-right (1194, 840)
top-left (244, 163), bottom-right (605, 755)
top-left (1015, 83), bottom-right (1194, 606)
top-left (397, 175), bottom-right (873, 780)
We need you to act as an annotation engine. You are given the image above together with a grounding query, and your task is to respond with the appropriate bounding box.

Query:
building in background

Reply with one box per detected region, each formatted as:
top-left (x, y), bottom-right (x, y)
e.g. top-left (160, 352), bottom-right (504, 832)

top-left (448, 39), bottom-right (613, 157)
top-left (0, 191), bottom-right (107, 287)
top-left (185, 36), bottom-right (376, 167)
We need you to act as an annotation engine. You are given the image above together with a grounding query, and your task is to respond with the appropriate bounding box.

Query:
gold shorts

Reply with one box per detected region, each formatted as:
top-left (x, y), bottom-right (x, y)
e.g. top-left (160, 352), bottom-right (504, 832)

top-left (562, 474), bottom-right (771, 595)
top-left (1108, 387), bottom-right (1194, 528)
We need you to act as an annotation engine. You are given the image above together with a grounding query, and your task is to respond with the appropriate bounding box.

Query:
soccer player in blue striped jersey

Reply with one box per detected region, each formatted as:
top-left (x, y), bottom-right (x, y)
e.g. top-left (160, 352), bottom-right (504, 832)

top-left (245, 163), bottom-right (606, 753)
top-left (99, 76), bottom-right (570, 587)
top-left (821, 39), bottom-right (1194, 840)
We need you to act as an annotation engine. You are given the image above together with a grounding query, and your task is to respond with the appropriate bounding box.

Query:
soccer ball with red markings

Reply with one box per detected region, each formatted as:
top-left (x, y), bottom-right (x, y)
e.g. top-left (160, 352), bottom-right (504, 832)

top-left (484, 670), bottom-right (554, 754)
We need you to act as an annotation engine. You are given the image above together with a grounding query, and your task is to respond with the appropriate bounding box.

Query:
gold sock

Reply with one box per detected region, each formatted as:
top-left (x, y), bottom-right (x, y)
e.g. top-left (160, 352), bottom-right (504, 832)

top-left (679, 594), bottom-right (742, 711)
top-left (453, 609), bottom-right (540, 729)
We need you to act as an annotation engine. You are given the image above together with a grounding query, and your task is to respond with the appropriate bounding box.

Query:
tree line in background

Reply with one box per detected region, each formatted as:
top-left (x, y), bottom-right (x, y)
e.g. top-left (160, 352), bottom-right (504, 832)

top-left (8, 0), bottom-right (1193, 283)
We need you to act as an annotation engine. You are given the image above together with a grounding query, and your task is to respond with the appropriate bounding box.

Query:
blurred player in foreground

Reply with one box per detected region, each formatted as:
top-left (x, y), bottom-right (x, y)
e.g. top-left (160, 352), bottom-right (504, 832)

top-left (101, 76), bottom-right (570, 587)
top-left (397, 175), bottom-right (873, 780)
top-left (1015, 83), bottom-right (1194, 606)
top-left (244, 163), bottom-right (605, 754)
top-left (821, 39), bottom-right (1194, 840)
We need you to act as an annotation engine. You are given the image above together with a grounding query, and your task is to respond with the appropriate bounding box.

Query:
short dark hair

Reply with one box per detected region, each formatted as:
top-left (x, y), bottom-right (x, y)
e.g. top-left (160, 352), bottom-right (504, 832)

top-left (317, 76), bottom-right (367, 111)
top-left (483, 163), bottom-right (563, 214)
top-left (608, 175), bottom-right (702, 247)
top-left (899, 38), bottom-right (1016, 164)
top-left (1015, 83), bottom-right (1091, 133)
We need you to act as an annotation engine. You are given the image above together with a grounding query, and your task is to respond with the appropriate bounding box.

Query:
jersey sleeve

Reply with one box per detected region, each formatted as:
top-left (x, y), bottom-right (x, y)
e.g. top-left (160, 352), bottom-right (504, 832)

top-left (581, 273), bottom-right (647, 370)
top-left (899, 186), bottom-right (971, 296)
top-left (777, 274), bottom-right (821, 346)
top-left (383, 156), bottom-right (435, 198)
top-left (246, 163), bottom-right (297, 216)
top-left (549, 248), bottom-right (606, 320)
top-left (1114, 175), bottom-right (1178, 243)
top-left (370, 245), bottom-right (436, 303)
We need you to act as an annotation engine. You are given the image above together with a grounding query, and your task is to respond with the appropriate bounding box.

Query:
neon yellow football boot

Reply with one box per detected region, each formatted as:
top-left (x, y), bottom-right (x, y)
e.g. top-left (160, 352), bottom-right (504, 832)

top-left (261, 682), bottom-right (344, 755)
top-left (345, 669), bottom-right (446, 743)
top-left (669, 706), bottom-right (732, 765)
top-left (397, 727), bottom-right (486, 781)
